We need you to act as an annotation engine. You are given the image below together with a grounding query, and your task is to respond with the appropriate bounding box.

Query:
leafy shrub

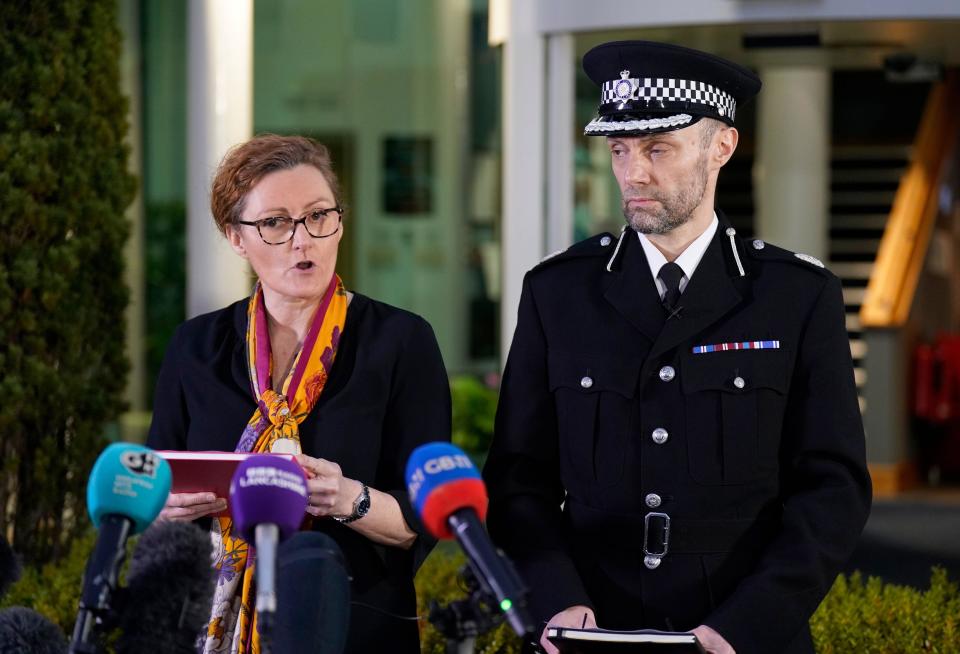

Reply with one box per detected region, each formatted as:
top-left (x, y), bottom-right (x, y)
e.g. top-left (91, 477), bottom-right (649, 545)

top-left (811, 567), bottom-right (960, 653)
top-left (0, 0), bottom-right (136, 564)
top-left (0, 531), bottom-right (94, 634)
top-left (451, 375), bottom-right (498, 457)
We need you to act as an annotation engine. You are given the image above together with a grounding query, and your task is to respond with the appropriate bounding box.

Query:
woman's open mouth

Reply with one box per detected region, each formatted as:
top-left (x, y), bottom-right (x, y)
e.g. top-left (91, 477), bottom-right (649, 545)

top-left (295, 261), bottom-right (314, 270)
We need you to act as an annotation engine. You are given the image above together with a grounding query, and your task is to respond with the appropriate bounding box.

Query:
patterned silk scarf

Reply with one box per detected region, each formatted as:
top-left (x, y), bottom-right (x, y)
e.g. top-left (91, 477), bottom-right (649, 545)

top-left (203, 275), bottom-right (347, 654)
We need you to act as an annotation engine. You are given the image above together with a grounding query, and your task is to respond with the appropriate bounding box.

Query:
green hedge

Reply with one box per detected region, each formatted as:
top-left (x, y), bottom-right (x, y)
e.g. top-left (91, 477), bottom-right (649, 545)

top-left (451, 375), bottom-right (498, 457)
top-left (4, 535), bottom-right (958, 653)
top-left (0, 0), bottom-right (136, 565)
top-left (810, 567), bottom-right (960, 653)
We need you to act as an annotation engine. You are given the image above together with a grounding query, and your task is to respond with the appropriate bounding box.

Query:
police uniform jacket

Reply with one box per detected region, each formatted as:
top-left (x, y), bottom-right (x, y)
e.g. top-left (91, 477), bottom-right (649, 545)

top-left (483, 215), bottom-right (872, 654)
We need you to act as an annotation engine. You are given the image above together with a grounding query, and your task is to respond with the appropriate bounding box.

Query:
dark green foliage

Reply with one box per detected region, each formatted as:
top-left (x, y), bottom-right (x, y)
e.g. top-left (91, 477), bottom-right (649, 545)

top-left (811, 568), bottom-right (960, 653)
top-left (451, 375), bottom-right (498, 456)
top-left (0, 0), bottom-right (136, 564)
top-left (144, 200), bottom-right (185, 404)
top-left (0, 531), bottom-right (94, 632)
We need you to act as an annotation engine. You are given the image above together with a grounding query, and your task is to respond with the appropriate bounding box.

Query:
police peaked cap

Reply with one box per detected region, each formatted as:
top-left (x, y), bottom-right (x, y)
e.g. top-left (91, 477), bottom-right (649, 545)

top-left (583, 40), bottom-right (761, 136)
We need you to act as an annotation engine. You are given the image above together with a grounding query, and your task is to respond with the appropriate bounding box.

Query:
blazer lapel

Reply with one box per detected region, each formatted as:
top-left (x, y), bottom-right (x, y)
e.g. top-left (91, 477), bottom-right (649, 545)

top-left (647, 230), bottom-right (743, 362)
top-left (231, 300), bottom-right (254, 395)
top-left (603, 232), bottom-right (665, 343)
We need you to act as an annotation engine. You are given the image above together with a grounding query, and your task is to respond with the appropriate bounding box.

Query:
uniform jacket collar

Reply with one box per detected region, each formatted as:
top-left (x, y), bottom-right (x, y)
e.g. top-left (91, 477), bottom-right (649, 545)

top-left (603, 211), bottom-right (748, 357)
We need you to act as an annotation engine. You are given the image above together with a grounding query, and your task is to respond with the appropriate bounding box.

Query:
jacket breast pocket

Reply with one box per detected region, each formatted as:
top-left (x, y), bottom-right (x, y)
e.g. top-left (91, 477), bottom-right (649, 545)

top-left (548, 352), bottom-right (641, 488)
top-left (680, 349), bottom-right (789, 485)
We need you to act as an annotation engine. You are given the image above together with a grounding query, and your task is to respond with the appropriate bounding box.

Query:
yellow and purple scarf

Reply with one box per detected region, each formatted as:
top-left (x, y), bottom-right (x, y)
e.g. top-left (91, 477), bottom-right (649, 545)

top-left (203, 275), bottom-right (347, 654)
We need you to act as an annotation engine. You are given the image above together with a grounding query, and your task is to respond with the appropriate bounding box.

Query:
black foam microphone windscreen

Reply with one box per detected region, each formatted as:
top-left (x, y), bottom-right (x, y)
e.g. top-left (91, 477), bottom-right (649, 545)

top-left (115, 520), bottom-right (216, 654)
top-left (0, 607), bottom-right (68, 654)
top-left (273, 532), bottom-right (351, 654)
top-left (0, 536), bottom-right (19, 601)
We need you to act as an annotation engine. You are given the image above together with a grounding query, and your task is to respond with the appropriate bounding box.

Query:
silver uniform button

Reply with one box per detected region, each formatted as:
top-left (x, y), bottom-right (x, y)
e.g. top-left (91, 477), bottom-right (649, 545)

top-left (645, 493), bottom-right (662, 509)
top-left (733, 376), bottom-right (746, 389)
top-left (725, 227), bottom-right (736, 237)
top-left (652, 428), bottom-right (669, 444)
top-left (644, 555), bottom-right (662, 570)
top-left (580, 376), bottom-right (594, 389)
top-left (752, 239), bottom-right (765, 250)
top-left (600, 235), bottom-right (612, 247)
top-left (658, 366), bottom-right (675, 382)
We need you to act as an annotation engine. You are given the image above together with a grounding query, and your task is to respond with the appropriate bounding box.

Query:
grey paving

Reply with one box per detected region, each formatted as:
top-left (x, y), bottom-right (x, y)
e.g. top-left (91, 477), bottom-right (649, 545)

top-left (843, 495), bottom-right (960, 589)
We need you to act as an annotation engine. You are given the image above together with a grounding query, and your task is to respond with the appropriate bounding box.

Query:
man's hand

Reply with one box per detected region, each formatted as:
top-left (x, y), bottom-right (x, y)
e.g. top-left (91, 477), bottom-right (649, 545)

top-left (540, 605), bottom-right (596, 654)
top-left (692, 625), bottom-right (735, 654)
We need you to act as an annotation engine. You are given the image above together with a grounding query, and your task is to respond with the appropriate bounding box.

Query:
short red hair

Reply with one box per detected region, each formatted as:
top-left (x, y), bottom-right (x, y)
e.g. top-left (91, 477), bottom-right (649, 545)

top-left (210, 134), bottom-right (341, 235)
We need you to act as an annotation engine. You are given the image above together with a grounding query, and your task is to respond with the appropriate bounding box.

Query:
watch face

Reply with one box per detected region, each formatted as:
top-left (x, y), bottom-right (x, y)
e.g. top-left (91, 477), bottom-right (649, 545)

top-left (356, 486), bottom-right (371, 517)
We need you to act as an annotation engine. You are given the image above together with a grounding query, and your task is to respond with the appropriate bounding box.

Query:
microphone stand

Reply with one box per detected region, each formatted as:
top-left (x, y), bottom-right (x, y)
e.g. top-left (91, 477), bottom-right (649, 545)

top-left (428, 566), bottom-right (508, 654)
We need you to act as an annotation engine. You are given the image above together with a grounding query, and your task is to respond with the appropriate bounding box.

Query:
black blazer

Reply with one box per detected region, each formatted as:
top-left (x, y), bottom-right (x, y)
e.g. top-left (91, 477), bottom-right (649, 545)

top-left (484, 217), bottom-right (872, 654)
top-left (147, 292), bottom-right (451, 654)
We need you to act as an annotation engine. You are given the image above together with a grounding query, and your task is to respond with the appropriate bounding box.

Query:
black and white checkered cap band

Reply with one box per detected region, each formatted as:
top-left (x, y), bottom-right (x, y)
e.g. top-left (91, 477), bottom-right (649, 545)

top-left (601, 76), bottom-right (737, 120)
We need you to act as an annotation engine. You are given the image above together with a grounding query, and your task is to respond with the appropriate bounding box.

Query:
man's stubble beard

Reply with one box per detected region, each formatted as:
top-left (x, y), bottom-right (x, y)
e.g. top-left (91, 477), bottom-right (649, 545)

top-left (622, 152), bottom-right (710, 235)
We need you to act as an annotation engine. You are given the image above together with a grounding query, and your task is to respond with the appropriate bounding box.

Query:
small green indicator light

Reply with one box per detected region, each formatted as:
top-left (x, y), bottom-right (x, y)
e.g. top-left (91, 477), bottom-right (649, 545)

top-left (500, 599), bottom-right (513, 612)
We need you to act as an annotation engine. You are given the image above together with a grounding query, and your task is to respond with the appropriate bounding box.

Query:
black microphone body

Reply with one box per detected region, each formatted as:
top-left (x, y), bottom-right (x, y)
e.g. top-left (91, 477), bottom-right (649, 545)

top-left (447, 508), bottom-right (535, 638)
top-left (70, 514), bottom-right (132, 653)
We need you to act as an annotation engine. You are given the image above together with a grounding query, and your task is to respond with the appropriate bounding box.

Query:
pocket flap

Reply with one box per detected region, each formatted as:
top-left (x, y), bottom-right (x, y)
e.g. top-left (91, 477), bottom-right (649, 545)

top-left (680, 348), bottom-right (788, 395)
top-left (547, 351), bottom-right (641, 398)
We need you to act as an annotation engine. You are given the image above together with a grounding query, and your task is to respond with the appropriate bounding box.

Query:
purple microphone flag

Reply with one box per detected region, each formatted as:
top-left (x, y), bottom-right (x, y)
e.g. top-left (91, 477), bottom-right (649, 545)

top-left (230, 455), bottom-right (308, 541)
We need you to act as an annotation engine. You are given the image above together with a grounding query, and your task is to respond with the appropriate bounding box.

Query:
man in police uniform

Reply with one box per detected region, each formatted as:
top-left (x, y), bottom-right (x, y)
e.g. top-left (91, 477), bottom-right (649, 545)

top-left (483, 41), bottom-right (872, 654)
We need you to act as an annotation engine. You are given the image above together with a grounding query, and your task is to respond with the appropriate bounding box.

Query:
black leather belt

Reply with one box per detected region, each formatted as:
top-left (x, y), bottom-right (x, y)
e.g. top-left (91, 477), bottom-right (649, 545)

top-left (565, 499), bottom-right (777, 556)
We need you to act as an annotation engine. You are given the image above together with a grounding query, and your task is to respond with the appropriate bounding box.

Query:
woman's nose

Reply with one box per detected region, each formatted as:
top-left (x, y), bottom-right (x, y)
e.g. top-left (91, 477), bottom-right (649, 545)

top-left (290, 220), bottom-right (312, 248)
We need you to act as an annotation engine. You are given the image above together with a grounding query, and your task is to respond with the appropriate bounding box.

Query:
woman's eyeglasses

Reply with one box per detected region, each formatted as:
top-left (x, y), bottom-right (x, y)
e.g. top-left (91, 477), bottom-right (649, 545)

top-left (237, 207), bottom-right (343, 245)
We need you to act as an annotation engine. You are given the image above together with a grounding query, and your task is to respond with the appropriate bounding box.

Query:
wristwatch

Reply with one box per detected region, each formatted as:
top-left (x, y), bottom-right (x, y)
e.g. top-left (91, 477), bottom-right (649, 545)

top-left (334, 483), bottom-right (370, 524)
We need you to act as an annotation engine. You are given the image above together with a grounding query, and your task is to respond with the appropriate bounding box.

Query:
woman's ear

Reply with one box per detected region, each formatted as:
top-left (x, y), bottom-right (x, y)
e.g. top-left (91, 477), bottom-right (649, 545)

top-left (227, 224), bottom-right (248, 258)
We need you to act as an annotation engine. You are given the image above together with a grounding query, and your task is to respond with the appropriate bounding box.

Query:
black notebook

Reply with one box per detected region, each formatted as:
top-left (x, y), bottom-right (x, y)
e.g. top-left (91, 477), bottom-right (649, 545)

top-left (546, 627), bottom-right (706, 653)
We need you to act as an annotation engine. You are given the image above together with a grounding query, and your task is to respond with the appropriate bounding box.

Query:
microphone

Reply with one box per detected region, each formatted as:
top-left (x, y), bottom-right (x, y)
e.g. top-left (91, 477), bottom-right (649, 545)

top-left (405, 442), bottom-right (535, 638)
top-left (230, 455), bottom-right (308, 646)
top-left (0, 536), bottom-right (67, 654)
top-left (115, 520), bottom-right (216, 654)
top-left (0, 606), bottom-right (68, 654)
top-left (70, 443), bottom-right (172, 654)
top-left (273, 532), bottom-right (350, 654)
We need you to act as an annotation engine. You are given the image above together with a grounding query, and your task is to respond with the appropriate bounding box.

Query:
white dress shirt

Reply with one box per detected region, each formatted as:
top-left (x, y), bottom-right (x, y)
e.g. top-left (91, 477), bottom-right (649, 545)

top-left (637, 214), bottom-right (719, 300)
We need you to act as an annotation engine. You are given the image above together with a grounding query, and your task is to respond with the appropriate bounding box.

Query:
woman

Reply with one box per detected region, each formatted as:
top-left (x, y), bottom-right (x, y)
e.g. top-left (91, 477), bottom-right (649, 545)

top-left (147, 134), bottom-right (451, 653)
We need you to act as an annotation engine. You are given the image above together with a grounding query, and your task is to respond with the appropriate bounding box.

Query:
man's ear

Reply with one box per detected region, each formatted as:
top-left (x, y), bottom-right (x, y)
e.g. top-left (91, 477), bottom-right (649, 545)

top-left (714, 127), bottom-right (739, 168)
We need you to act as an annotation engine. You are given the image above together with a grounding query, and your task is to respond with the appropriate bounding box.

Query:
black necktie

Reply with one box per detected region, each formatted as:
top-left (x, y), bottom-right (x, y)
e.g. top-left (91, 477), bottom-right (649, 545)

top-left (658, 262), bottom-right (684, 315)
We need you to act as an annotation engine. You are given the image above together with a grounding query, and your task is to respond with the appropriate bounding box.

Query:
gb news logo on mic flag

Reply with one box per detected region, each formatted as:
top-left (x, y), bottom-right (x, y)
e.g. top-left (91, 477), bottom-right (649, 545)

top-left (405, 442), bottom-right (487, 539)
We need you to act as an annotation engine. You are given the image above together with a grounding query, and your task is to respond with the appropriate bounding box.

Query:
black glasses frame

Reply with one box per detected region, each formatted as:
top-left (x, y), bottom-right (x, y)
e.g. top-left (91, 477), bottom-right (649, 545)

top-left (237, 207), bottom-right (343, 245)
